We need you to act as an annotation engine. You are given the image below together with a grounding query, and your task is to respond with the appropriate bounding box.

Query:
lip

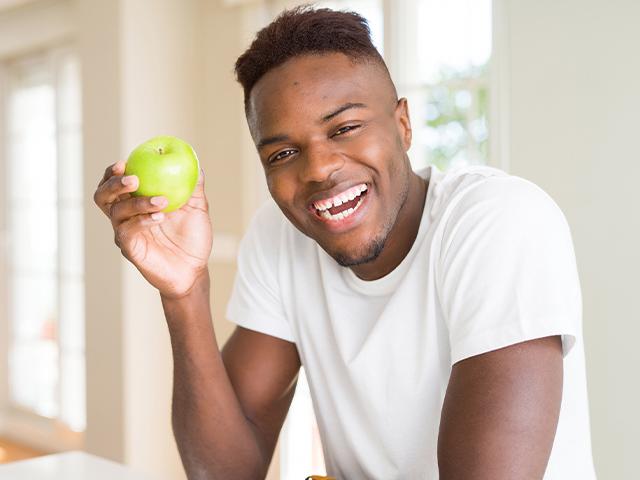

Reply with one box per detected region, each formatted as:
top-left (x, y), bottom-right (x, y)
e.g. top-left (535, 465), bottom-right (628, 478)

top-left (307, 185), bottom-right (372, 233)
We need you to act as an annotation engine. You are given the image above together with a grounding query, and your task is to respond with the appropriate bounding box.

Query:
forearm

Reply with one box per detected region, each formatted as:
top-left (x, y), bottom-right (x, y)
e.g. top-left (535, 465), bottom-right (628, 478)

top-left (162, 270), bottom-right (267, 480)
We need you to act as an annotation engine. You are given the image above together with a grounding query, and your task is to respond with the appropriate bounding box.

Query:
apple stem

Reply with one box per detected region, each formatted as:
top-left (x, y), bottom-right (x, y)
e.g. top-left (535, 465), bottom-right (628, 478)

top-left (158, 147), bottom-right (164, 154)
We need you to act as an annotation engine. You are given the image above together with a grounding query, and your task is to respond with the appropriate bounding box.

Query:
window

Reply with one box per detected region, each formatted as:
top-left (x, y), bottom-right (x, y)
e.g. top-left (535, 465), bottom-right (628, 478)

top-left (2, 47), bottom-right (85, 435)
top-left (397, 0), bottom-right (492, 171)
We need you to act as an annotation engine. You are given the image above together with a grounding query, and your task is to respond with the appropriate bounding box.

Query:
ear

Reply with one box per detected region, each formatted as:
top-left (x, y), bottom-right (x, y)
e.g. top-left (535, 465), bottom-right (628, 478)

top-left (394, 97), bottom-right (412, 151)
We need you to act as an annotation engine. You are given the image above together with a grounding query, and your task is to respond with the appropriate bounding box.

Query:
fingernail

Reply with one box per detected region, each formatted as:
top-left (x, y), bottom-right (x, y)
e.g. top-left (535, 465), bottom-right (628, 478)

top-left (151, 212), bottom-right (164, 221)
top-left (150, 196), bottom-right (166, 206)
top-left (122, 175), bottom-right (137, 187)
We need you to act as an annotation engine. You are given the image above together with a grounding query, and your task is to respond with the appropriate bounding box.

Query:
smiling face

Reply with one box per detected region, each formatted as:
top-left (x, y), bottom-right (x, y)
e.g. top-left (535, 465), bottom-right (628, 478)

top-left (247, 53), bottom-right (414, 269)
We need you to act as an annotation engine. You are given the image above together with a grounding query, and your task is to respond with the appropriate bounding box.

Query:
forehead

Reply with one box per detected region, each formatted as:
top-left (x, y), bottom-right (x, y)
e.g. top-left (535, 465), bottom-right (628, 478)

top-left (248, 53), bottom-right (390, 132)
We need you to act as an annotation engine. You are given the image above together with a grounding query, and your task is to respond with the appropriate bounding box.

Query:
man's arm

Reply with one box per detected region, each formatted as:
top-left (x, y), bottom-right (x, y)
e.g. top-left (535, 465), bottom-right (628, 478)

top-left (163, 272), bottom-right (300, 480)
top-left (437, 335), bottom-right (563, 479)
top-left (162, 275), bottom-right (300, 480)
top-left (94, 161), bottom-right (300, 479)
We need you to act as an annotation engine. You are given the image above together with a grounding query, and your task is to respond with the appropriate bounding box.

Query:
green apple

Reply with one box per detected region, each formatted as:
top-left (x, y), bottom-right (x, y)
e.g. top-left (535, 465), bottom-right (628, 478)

top-left (125, 135), bottom-right (199, 213)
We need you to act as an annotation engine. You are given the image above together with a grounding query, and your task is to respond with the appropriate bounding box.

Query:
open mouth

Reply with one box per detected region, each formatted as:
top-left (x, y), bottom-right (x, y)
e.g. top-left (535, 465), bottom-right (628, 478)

top-left (312, 183), bottom-right (369, 221)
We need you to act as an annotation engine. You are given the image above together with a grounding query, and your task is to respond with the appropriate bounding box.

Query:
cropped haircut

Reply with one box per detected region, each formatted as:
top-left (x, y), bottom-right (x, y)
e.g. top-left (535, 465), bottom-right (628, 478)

top-left (234, 5), bottom-right (392, 112)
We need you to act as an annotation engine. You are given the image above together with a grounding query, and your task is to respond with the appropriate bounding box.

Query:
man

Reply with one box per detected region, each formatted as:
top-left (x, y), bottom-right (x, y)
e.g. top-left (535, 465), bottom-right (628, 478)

top-left (94, 6), bottom-right (595, 480)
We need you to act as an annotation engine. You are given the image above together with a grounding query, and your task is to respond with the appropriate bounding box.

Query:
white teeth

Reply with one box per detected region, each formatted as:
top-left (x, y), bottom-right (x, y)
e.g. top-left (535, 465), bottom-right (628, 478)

top-left (312, 183), bottom-right (368, 212)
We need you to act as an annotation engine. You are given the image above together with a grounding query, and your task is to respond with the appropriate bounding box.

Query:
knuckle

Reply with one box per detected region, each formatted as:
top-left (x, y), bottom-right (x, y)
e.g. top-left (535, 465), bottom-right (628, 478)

top-left (108, 176), bottom-right (121, 191)
top-left (105, 176), bottom-right (123, 196)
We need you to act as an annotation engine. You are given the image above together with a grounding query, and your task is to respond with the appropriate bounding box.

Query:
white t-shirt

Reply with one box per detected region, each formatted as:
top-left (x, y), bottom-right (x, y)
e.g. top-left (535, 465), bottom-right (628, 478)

top-left (226, 164), bottom-right (596, 479)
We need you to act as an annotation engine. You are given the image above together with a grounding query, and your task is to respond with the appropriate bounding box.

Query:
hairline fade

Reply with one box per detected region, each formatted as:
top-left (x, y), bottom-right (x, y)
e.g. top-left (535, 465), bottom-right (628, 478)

top-left (234, 5), bottom-right (395, 114)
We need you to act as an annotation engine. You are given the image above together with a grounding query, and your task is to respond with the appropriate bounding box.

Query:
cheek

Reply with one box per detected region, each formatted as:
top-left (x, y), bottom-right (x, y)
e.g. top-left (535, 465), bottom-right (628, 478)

top-left (357, 141), bottom-right (386, 169)
top-left (267, 171), bottom-right (294, 201)
top-left (266, 171), bottom-right (303, 225)
top-left (351, 125), bottom-right (398, 171)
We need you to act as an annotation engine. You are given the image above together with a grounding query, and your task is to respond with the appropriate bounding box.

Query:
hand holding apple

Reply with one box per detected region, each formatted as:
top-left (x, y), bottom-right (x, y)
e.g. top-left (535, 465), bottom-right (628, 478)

top-left (93, 139), bottom-right (212, 298)
top-left (125, 135), bottom-right (200, 212)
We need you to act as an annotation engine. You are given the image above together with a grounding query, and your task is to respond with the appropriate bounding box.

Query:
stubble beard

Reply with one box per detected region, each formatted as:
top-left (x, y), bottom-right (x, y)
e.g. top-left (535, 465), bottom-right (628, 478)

top-left (333, 227), bottom-right (389, 267)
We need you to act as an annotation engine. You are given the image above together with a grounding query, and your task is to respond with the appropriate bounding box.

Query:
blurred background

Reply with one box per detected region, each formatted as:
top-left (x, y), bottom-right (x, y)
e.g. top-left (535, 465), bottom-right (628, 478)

top-left (0, 0), bottom-right (637, 478)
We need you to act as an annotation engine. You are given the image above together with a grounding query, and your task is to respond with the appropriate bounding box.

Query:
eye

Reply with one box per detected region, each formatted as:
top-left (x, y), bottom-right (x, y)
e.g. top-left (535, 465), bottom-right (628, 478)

top-left (332, 124), bottom-right (360, 137)
top-left (269, 149), bottom-right (297, 164)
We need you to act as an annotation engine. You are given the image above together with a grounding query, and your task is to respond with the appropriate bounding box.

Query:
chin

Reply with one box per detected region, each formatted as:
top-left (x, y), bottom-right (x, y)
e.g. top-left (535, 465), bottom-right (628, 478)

top-left (330, 233), bottom-right (388, 267)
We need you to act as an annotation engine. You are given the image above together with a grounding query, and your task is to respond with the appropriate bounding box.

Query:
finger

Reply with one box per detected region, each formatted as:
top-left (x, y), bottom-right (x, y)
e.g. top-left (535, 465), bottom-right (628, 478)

top-left (94, 174), bottom-right (139, 217)
top-left (98, 161), bottom-right (126, 188)
top-left (110, 195), bottom-right (168, 227)
top-left (114, 212), bottom-right (165, 257)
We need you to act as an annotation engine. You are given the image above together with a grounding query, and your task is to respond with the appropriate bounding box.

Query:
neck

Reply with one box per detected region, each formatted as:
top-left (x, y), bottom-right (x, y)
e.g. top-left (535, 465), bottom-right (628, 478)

top-left (350, 171), bottom-right (428, 281)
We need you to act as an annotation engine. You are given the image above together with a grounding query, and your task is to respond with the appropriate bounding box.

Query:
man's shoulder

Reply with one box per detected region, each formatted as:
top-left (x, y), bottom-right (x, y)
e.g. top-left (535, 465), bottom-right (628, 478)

top-left (238, 199), bottom-right (321, 289)
top-left (428, 164), bottom-right (554, 221)
top-left (244, 199), bottom-right (309, 255)
top-left (435, 164), bottom-right (509, 197)
top-left (251, 199), bottom-right (288, 231)
top-left (432, 165), bottom-right (569, 251)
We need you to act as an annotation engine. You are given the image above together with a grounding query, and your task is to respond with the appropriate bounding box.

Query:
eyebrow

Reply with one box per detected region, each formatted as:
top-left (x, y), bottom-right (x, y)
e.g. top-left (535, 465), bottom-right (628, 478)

top-left (257, 134), bottom-right (290, 149)
top-left (321, 102), bottom-right (367, 123)
top-left (256, 102), bottom-right (368, 149)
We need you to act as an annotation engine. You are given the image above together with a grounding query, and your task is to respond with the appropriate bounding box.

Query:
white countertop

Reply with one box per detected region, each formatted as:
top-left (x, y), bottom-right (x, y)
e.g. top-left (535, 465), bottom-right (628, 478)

top-left (0, 451), bottom-right (157, 480)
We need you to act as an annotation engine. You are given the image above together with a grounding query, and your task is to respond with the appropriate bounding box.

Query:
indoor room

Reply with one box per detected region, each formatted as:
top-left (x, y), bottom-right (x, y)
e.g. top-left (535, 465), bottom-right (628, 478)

top-left (0, 0), bottom-right (638, 479)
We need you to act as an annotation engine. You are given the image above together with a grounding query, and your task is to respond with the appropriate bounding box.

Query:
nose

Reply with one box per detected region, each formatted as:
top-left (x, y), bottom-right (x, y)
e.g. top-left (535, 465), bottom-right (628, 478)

top-left (299, 141), bottom-right (345, 184)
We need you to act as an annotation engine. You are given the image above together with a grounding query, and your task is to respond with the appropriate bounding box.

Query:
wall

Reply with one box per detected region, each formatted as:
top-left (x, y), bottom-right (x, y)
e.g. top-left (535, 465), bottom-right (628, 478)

top-left (78, 0), bottom-right (125, 462)
top-left (200, 0), bottom-right (251, 348)
top-left (0, 0), bottom-right (74, 58)
top-left (503, 0), bottom-right (640, 477)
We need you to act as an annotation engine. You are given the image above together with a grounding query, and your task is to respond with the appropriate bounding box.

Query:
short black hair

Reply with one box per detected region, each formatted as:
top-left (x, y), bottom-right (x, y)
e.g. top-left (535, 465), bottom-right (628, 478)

top-left (234, 5), bottom-right (389, 111)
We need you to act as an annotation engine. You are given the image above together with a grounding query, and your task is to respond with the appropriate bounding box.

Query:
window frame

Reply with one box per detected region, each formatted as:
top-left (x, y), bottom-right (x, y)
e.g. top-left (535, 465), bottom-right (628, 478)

top-left (0, 44), bottom-right (84, 454)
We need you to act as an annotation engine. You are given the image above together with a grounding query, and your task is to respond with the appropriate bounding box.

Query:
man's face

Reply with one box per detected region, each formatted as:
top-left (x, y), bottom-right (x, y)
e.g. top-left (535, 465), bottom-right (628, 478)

top-left (248, 53), bottom-right (412, 266)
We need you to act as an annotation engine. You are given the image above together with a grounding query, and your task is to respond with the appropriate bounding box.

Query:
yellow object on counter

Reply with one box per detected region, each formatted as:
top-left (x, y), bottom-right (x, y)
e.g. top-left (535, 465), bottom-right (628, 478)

top-left (305, 476), bottom-right (337, 480)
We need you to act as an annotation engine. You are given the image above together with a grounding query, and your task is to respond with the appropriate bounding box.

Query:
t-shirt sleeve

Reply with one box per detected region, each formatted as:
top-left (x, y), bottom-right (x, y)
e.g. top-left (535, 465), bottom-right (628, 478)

top-left (436, 176), bottom-right (582, 365)
top-left (225, 202), bottom-right (295, 343)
